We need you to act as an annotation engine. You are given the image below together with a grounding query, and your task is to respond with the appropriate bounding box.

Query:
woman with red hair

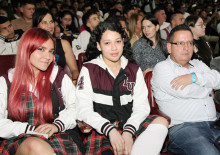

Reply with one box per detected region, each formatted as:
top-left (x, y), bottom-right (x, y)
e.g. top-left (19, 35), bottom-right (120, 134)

top-left (0, 28), bottom-right (83, 154)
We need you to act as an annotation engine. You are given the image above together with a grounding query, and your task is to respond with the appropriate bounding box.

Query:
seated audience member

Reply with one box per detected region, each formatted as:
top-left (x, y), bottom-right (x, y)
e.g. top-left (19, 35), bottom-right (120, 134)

top-left (76, 20), bottom-right (168, 155)
top-left (128, 13), bottom-right (143, 46)
top-left (0, 16), bottom-right (23, 55)
top-left (32, 8), bottom-right (79, 84)
top-left (210, 56), bottom-right (220, 105)
top-left (11, 0), bottom-right (35, 32)
top-left (72, 9), bottom-right (100, 60)
top-left (133, 15), bottom-right (168, 76)
top-left (154, 7), bottom-right (171, 40)
top-left (123, 5), bottom-right (135, 29)
top-left (0, 28), bottom-right (83, 154)
top-left (185, 15), bottom-right (213, 66)
top-left (58, 10), bottom-right (79, 37)
top-left (151, 24), bottom-right (220, 155)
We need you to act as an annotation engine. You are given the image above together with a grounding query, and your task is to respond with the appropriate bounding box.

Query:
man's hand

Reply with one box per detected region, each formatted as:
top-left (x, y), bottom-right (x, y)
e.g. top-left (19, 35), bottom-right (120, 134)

top-left (170, 73), bottom-right (195, 90)
top-left (109, 128), bottom-right (125, 155)
top-left (34, 123), bottom-right (58, 138)
top-left (122, 132), bottom-right (133, 155)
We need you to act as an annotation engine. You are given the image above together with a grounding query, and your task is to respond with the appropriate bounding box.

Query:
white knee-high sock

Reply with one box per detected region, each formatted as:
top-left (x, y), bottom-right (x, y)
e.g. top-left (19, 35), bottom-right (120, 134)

top-left (131, 124), bottom-right (168, 155)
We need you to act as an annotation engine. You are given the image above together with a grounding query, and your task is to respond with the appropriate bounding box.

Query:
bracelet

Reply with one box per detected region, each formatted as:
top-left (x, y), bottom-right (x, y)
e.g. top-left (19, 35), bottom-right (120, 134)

top-left (192, 72), bottom-right (196, 83)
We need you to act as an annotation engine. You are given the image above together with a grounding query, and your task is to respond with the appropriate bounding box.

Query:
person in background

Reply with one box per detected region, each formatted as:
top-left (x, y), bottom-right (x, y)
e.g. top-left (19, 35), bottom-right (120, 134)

top-left (0, 16), bottom-right (23, 55)
top-left (123, 5), bottom-right (135, 29)
top-left (133, 15), bottom-right (168, 76)
top-left (0, 27), bottom-right (83, 155)
top-left (33, 8), bottom-right (79, 84)
top-left (59, 10), bottom-right (79, 37)
top-left (76, 20), bottom-right (168, 155)
top-left (72, 9), bottom-right (100, 60)
top-left (185, 15), bottom-right (213, 66)
top-left (151, 24), bottom-right (220, 155)
top-left (128, 13), bottom-right (143, 46)
top-left (11, 0), bottom-right (35, 32)
top-left (154, 7), bottom-right (171, 40)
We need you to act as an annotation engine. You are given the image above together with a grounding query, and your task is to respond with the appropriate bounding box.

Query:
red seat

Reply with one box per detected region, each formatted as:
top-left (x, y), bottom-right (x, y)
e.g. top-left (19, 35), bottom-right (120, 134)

top-left (0, 55), bottom-right (16, 76)
top-left (77, 53), bottom-right (85, 72)
top-left (145, 71), bottom-right (175, 155)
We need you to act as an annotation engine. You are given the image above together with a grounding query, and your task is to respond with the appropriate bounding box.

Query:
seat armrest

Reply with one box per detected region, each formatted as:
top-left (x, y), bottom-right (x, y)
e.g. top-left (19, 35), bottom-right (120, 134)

top-left (150, 107), bottom-right (171, 124)
top-left (77, 120), bottom-right (92, 133)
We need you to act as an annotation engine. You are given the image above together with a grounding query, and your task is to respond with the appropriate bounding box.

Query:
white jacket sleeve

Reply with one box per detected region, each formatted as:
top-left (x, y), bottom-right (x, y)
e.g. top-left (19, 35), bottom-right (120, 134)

top-left (0, 77), bottom-right (32, 139)
top-left (53, 74), bottom-right (77, 132)
top-left (76, 66), bottom-right (112, 135)
top-left (0, 36), bottom-right (6, 54)
top-left (124, 68), bottom-right (150, 132)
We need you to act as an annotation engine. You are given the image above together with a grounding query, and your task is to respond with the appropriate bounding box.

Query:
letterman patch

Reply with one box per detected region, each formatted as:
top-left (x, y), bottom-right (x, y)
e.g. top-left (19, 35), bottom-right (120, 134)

top-left (123, 77), bottom-right (135, 95)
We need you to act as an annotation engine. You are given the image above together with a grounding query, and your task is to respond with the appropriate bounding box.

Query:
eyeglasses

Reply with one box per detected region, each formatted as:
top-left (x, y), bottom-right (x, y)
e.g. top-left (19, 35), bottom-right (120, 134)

top-left (170, 41), bottom-right (194, 47)
top-left (195, 23), bottom-right (206, 28)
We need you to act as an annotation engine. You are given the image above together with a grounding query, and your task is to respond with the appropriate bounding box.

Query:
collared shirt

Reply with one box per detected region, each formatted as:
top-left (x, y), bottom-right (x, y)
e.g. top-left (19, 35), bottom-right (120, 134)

top-left (151, 56), bottom-right (220, 127)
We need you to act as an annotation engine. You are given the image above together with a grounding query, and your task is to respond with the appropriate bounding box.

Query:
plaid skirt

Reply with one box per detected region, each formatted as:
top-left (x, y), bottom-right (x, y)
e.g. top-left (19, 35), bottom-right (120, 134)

top-left (83, 115), bottom-right (158, 155)
top-left (1, 132), bottom-right (82, 155)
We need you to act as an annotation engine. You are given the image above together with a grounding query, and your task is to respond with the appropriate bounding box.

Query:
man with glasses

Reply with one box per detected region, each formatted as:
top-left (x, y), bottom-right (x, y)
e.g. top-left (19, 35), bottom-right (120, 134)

top-left (151, 24), bottom-right (220, 155)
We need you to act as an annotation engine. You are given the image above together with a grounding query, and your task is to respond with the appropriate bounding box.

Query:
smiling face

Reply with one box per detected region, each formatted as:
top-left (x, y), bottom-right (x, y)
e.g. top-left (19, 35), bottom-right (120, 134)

top-left (96, 30), bottom-right (124, 66)
top-left (30, 39), bottom-right (55, 77)
top-left (38, 13), bottom-right (55, 35)
top-left (142, 19), bottom-right (159, 41)
top-left (167, 30), bottom-right (194, 68)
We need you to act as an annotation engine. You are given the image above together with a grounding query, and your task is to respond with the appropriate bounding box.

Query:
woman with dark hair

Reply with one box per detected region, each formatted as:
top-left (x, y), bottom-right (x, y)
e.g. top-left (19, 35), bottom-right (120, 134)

top-left (133, 15), bottom-right (168, 76)
top-left (59, 10), bottom-right (79, 36)
top-left (185, 15), bottom-right (213, 66)
top-left (0, 28), bottom-right (82, 154)
top-left (33, 8), bottom-right (79, 84)
top-left (76, 20), bottom-right (168, 155)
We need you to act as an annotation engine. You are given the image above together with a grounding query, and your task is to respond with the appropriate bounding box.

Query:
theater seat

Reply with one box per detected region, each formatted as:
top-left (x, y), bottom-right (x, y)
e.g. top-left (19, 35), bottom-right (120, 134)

top-left (145, 71), bottom-right (175, 155)
top-left (77, 53), bottom-right (85, 72)
top-left (0, 55), bottom-right (16, 76)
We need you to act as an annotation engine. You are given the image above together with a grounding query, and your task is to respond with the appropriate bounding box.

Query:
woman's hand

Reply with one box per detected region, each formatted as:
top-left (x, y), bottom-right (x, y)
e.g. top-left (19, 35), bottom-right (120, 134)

top-left (122, 132), bottom-right (133, 155)
top-left (34, 123), bottom-right (58, 138)
top-left (109, 128), bottom-right (125, 155)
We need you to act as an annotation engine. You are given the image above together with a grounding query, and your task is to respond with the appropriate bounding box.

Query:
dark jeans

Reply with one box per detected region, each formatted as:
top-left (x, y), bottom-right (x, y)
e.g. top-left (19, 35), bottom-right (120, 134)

top-left (168, 121), bottom-right (220, 155)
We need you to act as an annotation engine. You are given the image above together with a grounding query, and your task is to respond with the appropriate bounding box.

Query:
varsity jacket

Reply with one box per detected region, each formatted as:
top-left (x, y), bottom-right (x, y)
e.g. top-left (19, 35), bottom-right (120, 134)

top-left (0, 66), bottom-right (77, 139)
top-left (76, 55), bottom-right (150, 136)
top-left (0, 29), bottom-right (23, 55)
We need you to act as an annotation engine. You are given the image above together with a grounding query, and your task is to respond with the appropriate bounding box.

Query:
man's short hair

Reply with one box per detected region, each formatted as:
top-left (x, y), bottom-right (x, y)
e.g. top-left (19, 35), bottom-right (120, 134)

top-left (170, 11), bottom-right (183, 22)
top-left (123, 5), bottom-right (134, 15)
top-left (20, 0), bottom-right (35, 6)
top-left (153, 7), bottom-right (165, 15)
top-left (169, 24), bottom-right (193, 42)
top-left (0, 16), bottom-right (9, 24)
top-left (82, 9), bottom-right (97, 27)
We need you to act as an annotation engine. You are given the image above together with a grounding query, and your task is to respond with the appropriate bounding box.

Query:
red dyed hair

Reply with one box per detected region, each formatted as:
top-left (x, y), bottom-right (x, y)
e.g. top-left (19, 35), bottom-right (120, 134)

top-left (8, 28), bottom-right (56, 125)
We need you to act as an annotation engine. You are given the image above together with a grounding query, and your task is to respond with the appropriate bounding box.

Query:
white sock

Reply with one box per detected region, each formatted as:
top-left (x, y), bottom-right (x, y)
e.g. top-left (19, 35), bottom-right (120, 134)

top-left (131, 124), bottom-right (168, 155)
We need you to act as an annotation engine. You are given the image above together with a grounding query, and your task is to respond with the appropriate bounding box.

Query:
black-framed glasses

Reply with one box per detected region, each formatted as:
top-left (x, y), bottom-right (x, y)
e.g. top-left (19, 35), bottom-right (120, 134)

top-left (170, 41), bottom-right (194, 47)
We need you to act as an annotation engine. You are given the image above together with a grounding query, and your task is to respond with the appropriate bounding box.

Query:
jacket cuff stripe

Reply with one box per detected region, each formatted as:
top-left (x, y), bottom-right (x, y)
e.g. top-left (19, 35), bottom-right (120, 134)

top-left (53, 120), bottom-right (64, 132)
top-left (101, 122), bottom-right (115, 136)
top-left (25, 125), bottom-right (36, 133)
top-left (123, 124), bottom-right (136, 136)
